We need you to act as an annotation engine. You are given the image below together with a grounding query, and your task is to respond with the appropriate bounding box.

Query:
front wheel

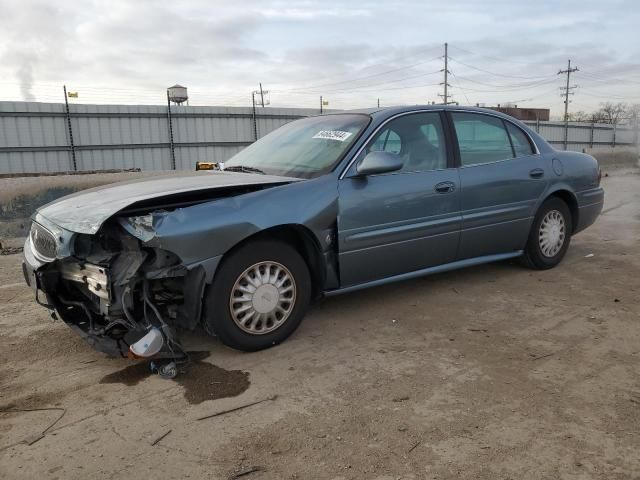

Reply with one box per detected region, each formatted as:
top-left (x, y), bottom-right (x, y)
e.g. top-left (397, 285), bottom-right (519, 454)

top-left (522, 197), bottom-right (572, 270)
top-left (202, 239), bottom-right (311, 351)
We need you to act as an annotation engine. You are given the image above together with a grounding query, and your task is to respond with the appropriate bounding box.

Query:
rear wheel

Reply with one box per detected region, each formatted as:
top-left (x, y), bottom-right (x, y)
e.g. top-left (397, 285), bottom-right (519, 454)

top-left (522, 197), bottom-right (572, 270)
top-left (203, 239), bottom-right (311, 351)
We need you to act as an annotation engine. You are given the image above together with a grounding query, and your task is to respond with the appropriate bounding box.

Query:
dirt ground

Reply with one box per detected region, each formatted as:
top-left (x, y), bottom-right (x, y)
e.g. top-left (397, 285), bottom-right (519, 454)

top-left (1, 168), bottom-right (639, 480)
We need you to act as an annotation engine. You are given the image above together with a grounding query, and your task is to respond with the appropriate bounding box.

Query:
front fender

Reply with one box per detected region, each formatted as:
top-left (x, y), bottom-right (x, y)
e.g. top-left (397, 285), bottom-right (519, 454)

top-left (146, 175), bottom-right (339, 276)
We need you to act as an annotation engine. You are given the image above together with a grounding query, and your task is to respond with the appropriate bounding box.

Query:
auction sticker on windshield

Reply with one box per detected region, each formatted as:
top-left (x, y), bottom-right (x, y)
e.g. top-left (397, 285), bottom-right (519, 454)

top-left (312, 130), bottom-right (353, 141)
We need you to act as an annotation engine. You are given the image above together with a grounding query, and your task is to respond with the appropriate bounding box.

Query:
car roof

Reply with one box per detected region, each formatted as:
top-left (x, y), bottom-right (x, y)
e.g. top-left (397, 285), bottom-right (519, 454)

top-left (341, 104), bottom-right (522, 121)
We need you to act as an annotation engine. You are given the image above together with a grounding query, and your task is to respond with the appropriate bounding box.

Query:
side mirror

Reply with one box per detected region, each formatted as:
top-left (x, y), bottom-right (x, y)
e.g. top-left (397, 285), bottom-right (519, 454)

top-left (356, 151), bottom-right (403, 176)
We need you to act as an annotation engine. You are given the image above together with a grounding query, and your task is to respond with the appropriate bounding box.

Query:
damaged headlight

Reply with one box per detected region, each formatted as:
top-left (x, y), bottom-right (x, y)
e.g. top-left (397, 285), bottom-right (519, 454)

top-left (119, 214), bottom-right (156, 242)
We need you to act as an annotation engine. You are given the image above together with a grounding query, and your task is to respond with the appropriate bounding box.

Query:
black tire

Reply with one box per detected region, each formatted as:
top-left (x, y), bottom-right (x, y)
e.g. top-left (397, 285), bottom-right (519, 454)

top-left (522, 197), bottom-right (572, 270)
top-left (202, 239), bottom-right (311, 351)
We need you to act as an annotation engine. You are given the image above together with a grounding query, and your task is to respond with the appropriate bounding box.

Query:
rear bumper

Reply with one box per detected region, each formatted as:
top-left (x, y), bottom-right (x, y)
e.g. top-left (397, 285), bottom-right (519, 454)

top-left (575, 187), bottom-right (604, 234)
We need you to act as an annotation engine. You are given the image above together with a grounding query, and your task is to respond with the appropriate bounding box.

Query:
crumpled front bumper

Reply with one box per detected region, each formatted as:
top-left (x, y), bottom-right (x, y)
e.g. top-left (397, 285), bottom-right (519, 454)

top-left (22, 235), bottom-right (51, 306)
top-left (22, 237), bottom-right (132, 357)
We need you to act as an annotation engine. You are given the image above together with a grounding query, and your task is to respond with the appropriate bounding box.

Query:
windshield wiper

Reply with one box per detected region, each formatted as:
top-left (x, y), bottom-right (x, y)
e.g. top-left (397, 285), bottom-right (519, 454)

top-left (223, 165), bottom-right (266, 175)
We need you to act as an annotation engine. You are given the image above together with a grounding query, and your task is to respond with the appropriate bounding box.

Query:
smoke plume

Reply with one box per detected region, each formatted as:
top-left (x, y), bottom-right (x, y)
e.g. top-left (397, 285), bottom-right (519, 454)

top-left (17, 59), bottom-right (36, 102)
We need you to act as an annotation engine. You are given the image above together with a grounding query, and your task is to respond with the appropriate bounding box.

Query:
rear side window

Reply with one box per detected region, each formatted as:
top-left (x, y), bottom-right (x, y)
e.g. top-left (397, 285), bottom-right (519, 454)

top-left (451, 112), bottom-right (513, 166)
top-left (505, 122), bottom-right (535, 157)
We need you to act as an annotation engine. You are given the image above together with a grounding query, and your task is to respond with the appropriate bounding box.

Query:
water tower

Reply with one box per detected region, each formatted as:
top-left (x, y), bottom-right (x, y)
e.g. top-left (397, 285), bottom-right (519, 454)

top-left (167, 84), bottom-right (188, 105)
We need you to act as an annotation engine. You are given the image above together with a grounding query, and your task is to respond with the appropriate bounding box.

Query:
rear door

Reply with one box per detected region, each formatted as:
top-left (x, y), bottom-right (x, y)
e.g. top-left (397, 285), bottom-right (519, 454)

top-left (449, 112), bottom-right (548, 259)
top-left (337, 111), bottom-right (461, 286)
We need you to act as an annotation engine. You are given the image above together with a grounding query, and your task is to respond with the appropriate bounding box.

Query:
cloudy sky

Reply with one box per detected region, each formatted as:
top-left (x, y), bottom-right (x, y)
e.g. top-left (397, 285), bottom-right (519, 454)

top-left (1, 0), bottom-right (639, 116)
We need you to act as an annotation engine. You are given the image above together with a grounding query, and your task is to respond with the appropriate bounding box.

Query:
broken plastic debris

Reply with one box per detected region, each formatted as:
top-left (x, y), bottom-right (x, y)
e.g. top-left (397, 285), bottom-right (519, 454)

top-left (584, 253), bottom-right (594, 258)
top-left (129, 327), bottom-right (164, 358)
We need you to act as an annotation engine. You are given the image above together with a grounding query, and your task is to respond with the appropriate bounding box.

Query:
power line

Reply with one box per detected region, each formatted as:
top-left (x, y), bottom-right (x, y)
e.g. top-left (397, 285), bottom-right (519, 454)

top-left (445, 78), bottom-right (557, 94)
top-left (447, 44), bottom-right (537, 66)
top-left (275, 68), bottom-right (442, 95)
top-left (578, 89), bottom-right (640, 101)
top-left (448, 57), bottom-right (554, 80)
top-left (577, 71), bottom-right (640, 86)
top-left (280, 55), bottom-right (442, 92)
top-left (271, 46), bottom-right (442, 90)
top-left (275, 80), bottom-right (441, 96)
top-left (448, 71), bottom-right (470, 105)
top-left (448, 74), bottom-right (557, 90)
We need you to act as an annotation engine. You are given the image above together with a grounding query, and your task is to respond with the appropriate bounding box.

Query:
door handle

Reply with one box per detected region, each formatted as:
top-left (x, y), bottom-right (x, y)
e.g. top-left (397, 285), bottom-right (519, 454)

top-left (434, 181), bottom-right (455, 194)
top-left (529, 168), bottom-right (545, 179)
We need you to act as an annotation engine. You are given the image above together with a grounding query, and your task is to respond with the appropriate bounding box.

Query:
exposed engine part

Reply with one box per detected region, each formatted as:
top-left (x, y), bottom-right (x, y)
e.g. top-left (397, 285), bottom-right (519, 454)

top-left (35, 219), bottom-right (203, 366)
top-left (59, 262), bottom-right (110, 300)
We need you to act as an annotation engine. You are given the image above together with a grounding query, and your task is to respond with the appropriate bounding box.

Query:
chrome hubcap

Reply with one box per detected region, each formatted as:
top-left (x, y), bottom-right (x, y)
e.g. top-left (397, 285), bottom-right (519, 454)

top-left (539, 209), bottom-right (566, 257)
top-left (229, 261), bottom-right (296, 335)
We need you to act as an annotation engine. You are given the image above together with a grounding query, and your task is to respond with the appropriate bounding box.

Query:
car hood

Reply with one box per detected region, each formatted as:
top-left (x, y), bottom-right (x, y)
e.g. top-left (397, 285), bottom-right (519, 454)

top-left (36, 171), bottom-right (301, 234)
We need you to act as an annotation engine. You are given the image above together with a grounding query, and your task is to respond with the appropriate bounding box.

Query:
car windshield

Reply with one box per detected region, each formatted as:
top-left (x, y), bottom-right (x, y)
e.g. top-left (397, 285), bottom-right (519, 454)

top-left (223, 114), bottom-right (370, 178)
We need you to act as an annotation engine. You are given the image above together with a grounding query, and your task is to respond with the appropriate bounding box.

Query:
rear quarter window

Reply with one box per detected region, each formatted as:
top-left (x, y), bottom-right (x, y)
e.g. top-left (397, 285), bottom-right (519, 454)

top-left (506, 122), bottom-right (535, 157)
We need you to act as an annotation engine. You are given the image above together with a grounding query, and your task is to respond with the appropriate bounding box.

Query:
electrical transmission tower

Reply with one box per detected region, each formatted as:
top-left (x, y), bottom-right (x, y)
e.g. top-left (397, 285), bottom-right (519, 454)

top-left (438, 42), bottom-right (454, 105)
top-left (558, 59), bottom-right (579, 150)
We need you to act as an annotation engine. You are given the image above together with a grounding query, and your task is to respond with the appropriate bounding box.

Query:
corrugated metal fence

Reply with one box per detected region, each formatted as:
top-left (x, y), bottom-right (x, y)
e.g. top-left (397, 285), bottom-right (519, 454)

top-left (0, 101), bottom-right (637, 174)
top-left (522, 119), bottom-right (637, 152)
top-left (0, 102), bottom-right (323, 173)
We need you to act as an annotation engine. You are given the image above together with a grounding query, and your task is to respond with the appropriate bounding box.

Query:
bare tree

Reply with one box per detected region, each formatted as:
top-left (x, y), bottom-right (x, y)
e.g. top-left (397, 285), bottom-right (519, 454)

top-left (628, 104), bottom-right (640, 145)
top-left (595, 102), bottom-right (628, 125)
top-left (590, 110), bottom-right (608, 124)
top-left (627, 103), bottom-right (640, 123)
top-left (568, 111), bottom-right (593, 122)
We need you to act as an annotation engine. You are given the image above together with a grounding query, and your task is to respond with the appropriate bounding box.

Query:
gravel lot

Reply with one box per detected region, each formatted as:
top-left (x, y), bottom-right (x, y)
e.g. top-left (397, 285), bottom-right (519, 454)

top-left (1, 168), bottom-right (639, 480)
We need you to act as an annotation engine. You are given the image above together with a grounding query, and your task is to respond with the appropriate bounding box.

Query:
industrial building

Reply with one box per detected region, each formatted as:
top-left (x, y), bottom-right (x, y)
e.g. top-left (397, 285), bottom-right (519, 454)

top-left (486, 104), bottom-right (551, 121)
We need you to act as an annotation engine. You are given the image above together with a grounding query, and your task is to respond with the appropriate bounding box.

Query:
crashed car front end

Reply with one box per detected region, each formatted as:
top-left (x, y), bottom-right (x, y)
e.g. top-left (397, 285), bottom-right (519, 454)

top-left (20, 171), bottom-right (312, 361)
top-left (23, 210), bottom-right (209, 360)
top-left (21, 168), bottom-right (337, 363)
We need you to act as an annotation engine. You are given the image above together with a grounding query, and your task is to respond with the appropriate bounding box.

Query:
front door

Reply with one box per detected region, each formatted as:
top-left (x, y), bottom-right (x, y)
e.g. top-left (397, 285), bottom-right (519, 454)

top-left (337, 111), bottom-right (462, 287)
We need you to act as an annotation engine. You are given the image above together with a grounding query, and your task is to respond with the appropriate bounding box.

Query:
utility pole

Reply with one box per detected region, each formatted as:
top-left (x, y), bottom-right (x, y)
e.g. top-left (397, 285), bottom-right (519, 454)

top-left (63, 85), bottom-right (77, 171)
top-left (438, 42), bottom-right (452, 105)
top-left (166, 89), bottom-right (177, 169)
top-left (251, 85), bottom-right (269, 140)
top-left (253, 85), bottom-right (268, 108)
top-left (444, 42), bottom-right (448, 104)
top-left (558, 59), bottom-right (578, 150)
top-left (251, 91), bottom-right (258, 141)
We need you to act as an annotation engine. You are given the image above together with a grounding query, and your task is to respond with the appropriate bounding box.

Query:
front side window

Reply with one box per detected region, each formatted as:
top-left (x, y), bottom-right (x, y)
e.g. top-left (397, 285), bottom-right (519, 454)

top-left (365, 112), bottom-right (447, 172)
top-left (224, 114), bottom-right (370, 178)
top-left (370, 129), bottom-right (402, 154)
top-left (451, 112), bottom-right (513, 166)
